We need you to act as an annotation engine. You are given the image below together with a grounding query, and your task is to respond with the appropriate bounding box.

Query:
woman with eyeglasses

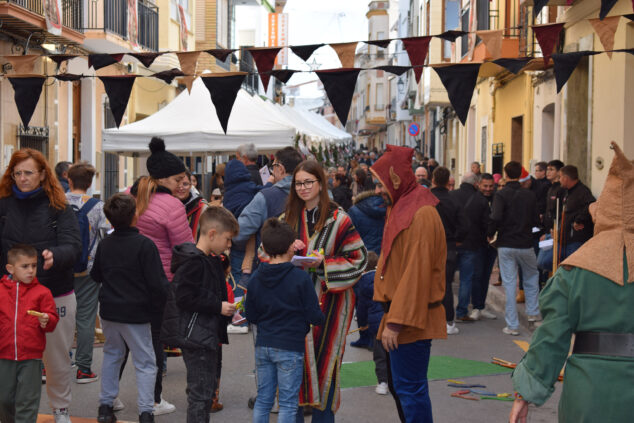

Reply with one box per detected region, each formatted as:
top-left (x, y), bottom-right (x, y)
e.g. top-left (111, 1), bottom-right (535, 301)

top-left (284, 160), bottom-right (367, 422)
top-left (0, 149), bottom-right (81, 423)
top-left (174, 170), bottom-right (208, 241)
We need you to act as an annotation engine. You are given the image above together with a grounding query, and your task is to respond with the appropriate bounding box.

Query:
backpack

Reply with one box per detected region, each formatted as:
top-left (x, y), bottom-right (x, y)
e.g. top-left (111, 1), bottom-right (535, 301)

top-left (72, 197), bottom-right (100, 273)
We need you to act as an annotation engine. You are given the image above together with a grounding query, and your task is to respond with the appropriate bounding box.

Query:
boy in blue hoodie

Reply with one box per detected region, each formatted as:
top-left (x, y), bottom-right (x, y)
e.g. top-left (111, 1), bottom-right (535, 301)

top-left (245, 218), bottom-right (324, 423)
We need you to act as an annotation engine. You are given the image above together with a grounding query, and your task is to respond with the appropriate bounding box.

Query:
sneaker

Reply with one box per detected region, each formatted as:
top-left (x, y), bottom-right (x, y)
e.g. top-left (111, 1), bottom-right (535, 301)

top-left (446, 322), bottom-right (459, 335)
top-left (502, 326), bottom-right (520, 336)
top-left (527, 315), bottom-right (542, 322)
top-left (53, 408), bottom-right (72, 423)
top-left (76, 369), bottom-right (99, 384)
top-left (139, 411), bottom-right (155, 423)
top-left (479, 309), bottom-right (497, 319)
top-left (113, 397), bottom-right (125, 411)
top-left (97, 404), bottom-right (116, 423)
top-left (375, 382), bottom-right (389, 395)
top-left (456, 315), bottom-right (475, 323)
top-left (42, 368), bottom-right (46, 383)
top-left (153, 398), bottom-right (176, 415)
top-left (468, 309), bottom-right (481, 320)
top-left (227, 324), bottom-right (249, 334)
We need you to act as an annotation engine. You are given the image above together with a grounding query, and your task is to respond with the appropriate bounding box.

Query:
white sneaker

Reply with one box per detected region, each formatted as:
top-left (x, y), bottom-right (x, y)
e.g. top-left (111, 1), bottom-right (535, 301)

top-left (113, 397), bottom-right (125, 411)
top-left (502, 326), bottom-right (520, 336)
top-left (53, 408), bottom-right (71, 423)
top-left (446, 322), bottom-right (459, 335)
top-left (527, 315), bottom-right (542, 322)
top-left (375, 382), bottom-right (389, 395)
top-left (153, 398), bottom-right (176, 415)
top-left (479, 308), bottom-right (497, 319)
top-left (469, 309), bottom-right (481, 320)
top-left (227, 324), bottom-right (249, 334)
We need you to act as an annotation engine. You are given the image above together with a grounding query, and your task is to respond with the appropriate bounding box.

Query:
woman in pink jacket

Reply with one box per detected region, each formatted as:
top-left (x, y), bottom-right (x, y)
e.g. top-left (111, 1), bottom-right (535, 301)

top-left (132, 137), bottom-right (194, 416)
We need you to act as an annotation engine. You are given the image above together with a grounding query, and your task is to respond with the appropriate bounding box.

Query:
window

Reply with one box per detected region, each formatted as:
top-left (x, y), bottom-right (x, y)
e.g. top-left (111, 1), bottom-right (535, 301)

top-left (366, 83), bottom-right (371, 109)
top-left (376, 83), bottom-right (384, 110)
top-left (443, 0), bottom-right (460, 60)
top-left (18, 125), bottom-right (49, 160)
top-left (171, 0), bottom-right (191, 29)
top-left (477, 0), bottom-right (489, 30)
top-left (461, 7), bottom-right (470, 57)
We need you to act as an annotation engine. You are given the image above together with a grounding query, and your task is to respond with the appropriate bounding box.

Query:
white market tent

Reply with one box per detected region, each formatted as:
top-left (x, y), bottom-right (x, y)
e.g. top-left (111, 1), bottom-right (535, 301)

top-left (296, 109), bottom-right (351, 143)
top-left (102, 77), bottom-right (296, 154)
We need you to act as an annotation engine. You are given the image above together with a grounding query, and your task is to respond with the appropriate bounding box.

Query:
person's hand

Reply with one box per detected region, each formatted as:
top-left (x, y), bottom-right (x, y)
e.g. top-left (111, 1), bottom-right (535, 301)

top-left (42, 249), bottom-right (54, 270)
top-left (267, 174), bottom-right (275, 184)
top-left (38, 313), bottom-right (49, 329)
top-left (221, 302), bottom-right (236, 317)
top-left (292, 239), bottom-right (306, 252)
top-left (540, 234), bottom-right (546, 241)
top-left (381, 327), bottom-right (399, 351)
top-left (303, 250), bottom-right (324, 269)
top-left (573, 222), bottom-right (584, 231)
top-left (509, 398), bottom-right (529, 423)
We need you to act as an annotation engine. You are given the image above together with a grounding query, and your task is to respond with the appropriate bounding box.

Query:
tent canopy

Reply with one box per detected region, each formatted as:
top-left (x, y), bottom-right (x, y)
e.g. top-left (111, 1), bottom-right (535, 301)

top-left (102, 77), bottom-right (296, 154)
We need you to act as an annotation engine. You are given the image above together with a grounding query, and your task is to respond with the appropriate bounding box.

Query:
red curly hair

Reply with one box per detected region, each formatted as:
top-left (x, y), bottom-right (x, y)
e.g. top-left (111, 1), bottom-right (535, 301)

top-left (0, 149), bottom-right (67, 210)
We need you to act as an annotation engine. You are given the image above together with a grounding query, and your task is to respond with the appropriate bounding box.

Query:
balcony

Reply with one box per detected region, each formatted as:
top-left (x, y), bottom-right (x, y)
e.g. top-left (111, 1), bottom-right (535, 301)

top-left (0, 0), bottom-right (85, 45)
top-left (84, 0), bottom-right (158, 52)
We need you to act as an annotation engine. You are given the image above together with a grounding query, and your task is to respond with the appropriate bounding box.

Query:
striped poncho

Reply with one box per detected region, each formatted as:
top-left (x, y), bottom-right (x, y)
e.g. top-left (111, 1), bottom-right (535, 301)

top-left (295, 206), bottom-right (367, 412)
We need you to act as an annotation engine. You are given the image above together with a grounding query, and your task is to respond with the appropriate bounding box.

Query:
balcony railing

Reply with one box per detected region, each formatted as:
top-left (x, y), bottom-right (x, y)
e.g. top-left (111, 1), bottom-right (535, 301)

top-left (7, 0), bottom-right (83, 32)
top-left (85, 0), bottom-right (158, 51)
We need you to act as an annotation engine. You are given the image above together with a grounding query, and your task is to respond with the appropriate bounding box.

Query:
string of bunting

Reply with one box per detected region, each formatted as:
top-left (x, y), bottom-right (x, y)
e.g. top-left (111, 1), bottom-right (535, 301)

top-left (3, 12), bottom-right (634, 132)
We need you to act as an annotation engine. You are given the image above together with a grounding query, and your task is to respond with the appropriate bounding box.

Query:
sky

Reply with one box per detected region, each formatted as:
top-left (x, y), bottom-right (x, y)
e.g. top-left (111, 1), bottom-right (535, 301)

top-left (282, 0), bottom-right (369, 99)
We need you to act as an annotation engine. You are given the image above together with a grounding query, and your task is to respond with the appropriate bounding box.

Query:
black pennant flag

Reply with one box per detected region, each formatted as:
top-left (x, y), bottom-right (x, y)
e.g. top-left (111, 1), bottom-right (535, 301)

top-left (624, 14), bottom-right (634, 22)
top-left (206, 49), bottom-right (237, 62)
top-left (89, 54), bottom-right (124, 70)
top-left (54, 73), bottom-right (83, 82)
top-left (366, 39), bottom-right (392, 49)
top-left (290, 44), bottom-right (324, 62)
top-left (493, 57), bottom-right (533, 74)
top-left (432, 64), bottom-right (481, 125)
top-left (129, 52), bottom-right (163, 68)
top-left (49, 55), bottom-right (77, 66)
top-left (99, 76), bottom-right (137, 128)
top-left (533, 0), bottom-right (549, 17)
top-left (552, 51), bottom-right (599, 93)
top-left (201, 73), bottom-right (247, 134)
top-left (372, 65), bottom-right (411, 76)
top-left (600, 0), bottom-right (618, 20)
top-left (268, 69), bottom-right (298, 84)
top-left (315, 68), bottom-right (361, 127)
top-left (436, 30), bottom-right (467, 42)
top-left (152, 68), bottom-right (185, 84)
top-left (8, 76), bottom-right (45, 128)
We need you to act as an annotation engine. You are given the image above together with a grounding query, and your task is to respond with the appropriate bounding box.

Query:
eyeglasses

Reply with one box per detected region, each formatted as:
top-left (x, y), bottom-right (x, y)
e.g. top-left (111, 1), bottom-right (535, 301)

top-left (295, 179), bottom-right (318, 189)
top-left (212, 196), bottom-right (222, 201)
top-left (271, 162), bottom-right (282, 168)
top-left (13, 170), bottom-right (39, 178)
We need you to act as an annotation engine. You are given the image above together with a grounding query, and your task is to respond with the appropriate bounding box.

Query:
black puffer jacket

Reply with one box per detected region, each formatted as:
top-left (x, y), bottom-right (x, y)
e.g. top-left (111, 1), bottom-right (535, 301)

top-left (450, 183), bottom-right (489, 250)
top-left (161, 243), bottom-right (230, 350)
top-left (0, 190), bottom-right (81, 297)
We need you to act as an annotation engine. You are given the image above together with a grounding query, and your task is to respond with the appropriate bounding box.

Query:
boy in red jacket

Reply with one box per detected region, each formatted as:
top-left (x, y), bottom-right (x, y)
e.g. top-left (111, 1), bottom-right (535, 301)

top-left (0, 244), bottom-right (59, 423)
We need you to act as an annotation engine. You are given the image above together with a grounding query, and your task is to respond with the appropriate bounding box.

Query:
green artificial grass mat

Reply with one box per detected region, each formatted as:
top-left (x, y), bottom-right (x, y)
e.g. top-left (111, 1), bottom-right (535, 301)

top-left (340, 356), bottom-right (512, 389)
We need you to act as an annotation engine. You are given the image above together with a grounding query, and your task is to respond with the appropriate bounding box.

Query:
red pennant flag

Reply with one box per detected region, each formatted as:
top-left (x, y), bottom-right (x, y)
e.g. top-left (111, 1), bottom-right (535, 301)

top-left (247, 47), bottom-right (282, 92)
top-left (89, 54), bottom-right (124, 70)
top-left (401, 36), bottom-right (432, 84)
top-left (315, 68), bottom-right (361, 126)
top-left (201, 73), bottom-right (247, 134)
top-left (99, 76), bottom-right (137, 128)
top-left (532, 23), bottom-right (564, 67)
top-left (8, 75), bottom-right (46, 128)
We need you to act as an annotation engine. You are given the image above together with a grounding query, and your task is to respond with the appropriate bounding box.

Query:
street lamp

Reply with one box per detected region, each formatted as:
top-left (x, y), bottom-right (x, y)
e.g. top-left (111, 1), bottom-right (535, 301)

top-left (397, 77), bottom-right (405, 94)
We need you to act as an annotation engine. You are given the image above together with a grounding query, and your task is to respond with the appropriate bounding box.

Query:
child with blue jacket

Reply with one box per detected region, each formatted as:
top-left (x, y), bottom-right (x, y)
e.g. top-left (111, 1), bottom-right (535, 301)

top-left (245, 218), bottom-right (324, 423)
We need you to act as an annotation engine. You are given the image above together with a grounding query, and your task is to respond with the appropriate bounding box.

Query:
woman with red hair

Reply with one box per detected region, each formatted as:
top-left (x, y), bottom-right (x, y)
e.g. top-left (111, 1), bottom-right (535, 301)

top-left (0, 148), bottom-right (81, 423)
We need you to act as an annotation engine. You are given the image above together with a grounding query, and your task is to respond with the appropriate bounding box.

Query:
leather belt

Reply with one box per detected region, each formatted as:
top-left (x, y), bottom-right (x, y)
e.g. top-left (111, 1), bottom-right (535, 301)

top-left (573, 332), bottom-right (634, 358)
top-left (381, 300), bottom-right (442, 314)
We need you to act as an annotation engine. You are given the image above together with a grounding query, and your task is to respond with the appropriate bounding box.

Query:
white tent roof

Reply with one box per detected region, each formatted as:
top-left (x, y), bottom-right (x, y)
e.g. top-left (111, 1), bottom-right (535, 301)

top-left (102, 77), bottom-right (296, 153)
top-left (296, 109), bottom-right (351, 142)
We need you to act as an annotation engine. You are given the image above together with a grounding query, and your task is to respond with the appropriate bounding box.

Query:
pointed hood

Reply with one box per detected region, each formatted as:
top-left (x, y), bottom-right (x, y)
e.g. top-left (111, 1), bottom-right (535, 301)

top-left (562, 142), bottom-right (634, 285)
top-left (370, 145), bottom-right (439, 267)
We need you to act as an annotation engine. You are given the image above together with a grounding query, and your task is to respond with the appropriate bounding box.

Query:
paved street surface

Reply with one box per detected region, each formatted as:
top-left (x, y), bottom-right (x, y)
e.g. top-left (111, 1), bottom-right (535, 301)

top-left (38, 280), bottom-right (562, 422)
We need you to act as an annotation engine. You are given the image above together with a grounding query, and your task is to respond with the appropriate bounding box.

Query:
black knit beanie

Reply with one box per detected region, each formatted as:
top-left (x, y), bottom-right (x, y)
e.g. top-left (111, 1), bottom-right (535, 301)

top-left (146, 137), bottom-right (186, 179)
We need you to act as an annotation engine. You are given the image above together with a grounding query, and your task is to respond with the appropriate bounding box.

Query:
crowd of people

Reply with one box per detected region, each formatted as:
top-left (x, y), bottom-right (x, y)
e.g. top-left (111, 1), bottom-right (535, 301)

top-left (0, 136), bottom-right (601, 423)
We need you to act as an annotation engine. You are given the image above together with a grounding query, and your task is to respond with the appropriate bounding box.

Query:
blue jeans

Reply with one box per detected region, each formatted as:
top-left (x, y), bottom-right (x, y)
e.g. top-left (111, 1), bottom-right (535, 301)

top-left (497, 247), bottom-right (540, 329)
top-left (456, 249), bottom-right (482, 318)
top-left (230, 248), bottom-right (246, 298)
top-left (254, 347), bottom-right (304, 423)
top-left (390, 340), bottom-right (433, 423)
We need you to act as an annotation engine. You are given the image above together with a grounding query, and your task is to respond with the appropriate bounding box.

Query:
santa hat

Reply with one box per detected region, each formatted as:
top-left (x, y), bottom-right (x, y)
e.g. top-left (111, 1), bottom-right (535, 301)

top-left (519, 167), bottom-right (531, 183)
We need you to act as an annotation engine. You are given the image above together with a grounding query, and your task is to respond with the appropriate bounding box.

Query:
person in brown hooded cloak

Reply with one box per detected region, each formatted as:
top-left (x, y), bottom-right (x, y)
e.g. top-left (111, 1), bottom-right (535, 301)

top-left (510, 142), bottom-right (634, 423)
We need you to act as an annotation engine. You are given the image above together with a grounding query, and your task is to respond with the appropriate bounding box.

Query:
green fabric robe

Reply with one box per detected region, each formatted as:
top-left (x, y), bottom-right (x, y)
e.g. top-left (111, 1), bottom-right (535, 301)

top-left (512, 262), bottom-right (634, 423)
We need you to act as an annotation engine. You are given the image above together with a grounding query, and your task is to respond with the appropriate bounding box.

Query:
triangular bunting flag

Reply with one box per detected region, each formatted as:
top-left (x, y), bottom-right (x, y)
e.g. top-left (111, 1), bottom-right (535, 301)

top-left (201, 73), bottom-right (247, 134)
top-left (366, 39), bottom-right (392, 49)
top-left (600, 0), bottom-right (618, 20)
top-left (268, 69), bottom-right (298, 84)
top-left (315, 68), bottom-right (361, 126)
top-left (533, 0), bottom-right (549, 17)
top-left (129, 52), bottom-right (163, 68)
top-left (3, 55), bottom-right (39, 73)
top-left (89, 54), bottom-right (124, 70)
top-left (436, 30), bottom-right (467, 42)
top-left (589, 16), bottom-right (620, 58)
top-left (176, 51), bottom-right (201, 93)
top-left (98, 76), bottom-right (137, 128)
top-left (8, 75), bottom-right (45, 128)
top-left (552, 51), bottom-right (599, 93)
top-left (152, 68), bottom-right (185, 84)
top-left (49, 54), bottom-right (77, 66)
top-left (401, 36), bottom-right (432, 83)
top-left (330, 42), bottom-right (358, 68)
top-left (206, 49), bottom-right (237, 62)
top-left (54, 73), bottom-right (83, 82)
top-left (372, 65), bottom-right (411, 76)
top-left (290, 44), bottom-right (324, 62)
top-left (624, 14), bottom-right (634, 22)
top-left (476, 30), bottom-right (504, 59)
top-left (432, 64), bottom-right (481, 125)
top-left (492, 57), bottom-right (533, 74)
top-left (247, 47), bottom-right (282, 92)
top-left (532, 23), bottom-right (564, 67)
